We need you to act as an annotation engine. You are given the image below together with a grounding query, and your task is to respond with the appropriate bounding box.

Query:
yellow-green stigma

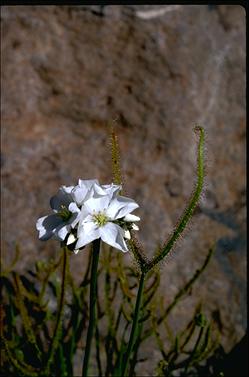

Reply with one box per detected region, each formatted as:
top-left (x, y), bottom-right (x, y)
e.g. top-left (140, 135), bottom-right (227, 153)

top-left (58, 205), bottom-right (72, 222)
top-left (92, 211), bottom-right (108, 227)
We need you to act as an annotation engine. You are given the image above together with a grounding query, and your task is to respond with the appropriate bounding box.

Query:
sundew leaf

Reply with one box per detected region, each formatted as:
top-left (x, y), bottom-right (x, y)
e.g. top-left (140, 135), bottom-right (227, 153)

top-left (157, 247), bottom-right (214, 327)
top-left (0, 243), bottom-right (20, 277)
top-left (109, 121), bottom-right (123, 187)
top-left (146, 126), bottom-right (205, 272)
top-left (1, 335), bottom-right (39, 377)
top-left (13, 274), bottom-right (42, 362)
top-left (0, 275), bottom-right (16, 298)
top-left (183, 326), bottom-right (205, 373)
top-left (15, 274), bottom-right (42, 308)
top-left (141, 247), bottom-right (213, 344)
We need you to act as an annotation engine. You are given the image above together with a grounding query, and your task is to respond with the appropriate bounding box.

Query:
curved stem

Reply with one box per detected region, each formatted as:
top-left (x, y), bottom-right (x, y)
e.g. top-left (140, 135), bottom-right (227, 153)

top-left (121, 272), bottom-right (146, 377)
top-left (82, 239), bottom-right (101, 377)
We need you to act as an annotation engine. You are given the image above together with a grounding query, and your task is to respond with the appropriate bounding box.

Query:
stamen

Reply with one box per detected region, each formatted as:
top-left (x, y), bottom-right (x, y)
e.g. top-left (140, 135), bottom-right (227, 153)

top-left (92, 211), bottom-right (108, 227)
top-left (58, 205), bottom-right (72, 221)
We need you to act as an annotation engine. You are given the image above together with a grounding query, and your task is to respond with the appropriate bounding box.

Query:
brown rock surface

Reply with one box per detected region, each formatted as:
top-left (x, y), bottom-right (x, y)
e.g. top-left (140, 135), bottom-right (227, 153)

top-left (1, 4), bottom-right (246, 374)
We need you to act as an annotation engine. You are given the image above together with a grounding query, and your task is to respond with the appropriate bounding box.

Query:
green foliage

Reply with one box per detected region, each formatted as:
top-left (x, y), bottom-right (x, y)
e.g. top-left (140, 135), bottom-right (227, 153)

top-left (0, 242), bottom-right (221, 376)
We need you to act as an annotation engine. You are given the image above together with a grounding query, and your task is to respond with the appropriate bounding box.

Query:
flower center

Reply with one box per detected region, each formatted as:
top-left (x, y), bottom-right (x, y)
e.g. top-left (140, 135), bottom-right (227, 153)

top-left (92, 211), bottom-right (108, 227)
top-left (58, 205), bottom-right (72, 221)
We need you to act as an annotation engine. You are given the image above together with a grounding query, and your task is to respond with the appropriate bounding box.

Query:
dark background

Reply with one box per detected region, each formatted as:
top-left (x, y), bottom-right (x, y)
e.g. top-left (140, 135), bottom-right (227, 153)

top-left (1, 4), bottom-right (246, 372)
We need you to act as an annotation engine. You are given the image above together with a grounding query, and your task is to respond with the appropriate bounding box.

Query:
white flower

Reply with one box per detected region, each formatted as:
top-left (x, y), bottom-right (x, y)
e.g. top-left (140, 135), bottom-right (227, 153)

top-left (76, 183), bottom-right (139, 253)
top-left (36, 179), bottom-right (140, 254)
top-left (36, 180), bottom-right (99, 243)
top-left (36, 186), bottom-right (81, 242)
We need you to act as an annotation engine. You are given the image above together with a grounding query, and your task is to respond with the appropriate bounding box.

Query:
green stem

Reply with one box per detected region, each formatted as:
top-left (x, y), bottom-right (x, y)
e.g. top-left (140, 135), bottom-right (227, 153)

top-left (82, 239), bottom-right (101, 377)
top-left (121, 272), bottom-right (146, 377)
top-left (45, 246), bottom-right (68, 374)
top-left (128, 323), bottom-right (143, 377)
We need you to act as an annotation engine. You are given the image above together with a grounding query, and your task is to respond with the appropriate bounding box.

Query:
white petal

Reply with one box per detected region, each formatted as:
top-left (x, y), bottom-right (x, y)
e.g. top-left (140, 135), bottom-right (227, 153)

top-left (36, 216), bottom-right (53, 241)
top-left (124, 214), bottom-right (140, 222)
top-left (62, 185), bottom-right (74, 194)
top-left (132, 223), bottom-right (139, 231)
top-left (50, 188), bottom-right (72, 211)
top-left (106, 196), bottom-right (139, 220)
top-left (55, 224), bottom-right (70, 241)
top-left (36, 214), bottom-right (62, 241)
top-left (116, 198), bottom-right (139, 219)
top-left (105, 198), bottom-right (124, 219)
top-left (67, 233), bottom-right (76, 245)
top-left (84, 195), bottom-right (110, 213)
top-left (78, 179), bottom-right (99, 189)
top-left (72, 180), bottom-right (99, 205)
top-left (124, 230), bottom-right (131, 240)
top-left (76, 225), bottom-right (100, 249)
top-left (77, 221), bottom-right (97, 237)
top-left (101, 184), bottom-right (121, 198)
top-left (68, 202), bottom-right (80, 213)
top-left (115, 229), bottom-right (129, 252)
top-left (70, 211), bottom-right (82, 228)
top-left (71, 186), bottom-right (89, 206)
top-left (99, 223), bottom-right (128, 252)
top-left (78, 214), bottom-right (94, 231)
top-left (74, 249), bottom-right (79, 254)
top-left (91, 182), bottom-right (108, 197)
top-left (77, 206), bottom-right (92, 226)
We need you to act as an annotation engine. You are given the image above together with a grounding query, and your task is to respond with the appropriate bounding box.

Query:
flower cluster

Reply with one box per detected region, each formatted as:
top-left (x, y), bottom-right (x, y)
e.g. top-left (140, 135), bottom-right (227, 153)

top-left (36, 179), bottom-right (140, 253)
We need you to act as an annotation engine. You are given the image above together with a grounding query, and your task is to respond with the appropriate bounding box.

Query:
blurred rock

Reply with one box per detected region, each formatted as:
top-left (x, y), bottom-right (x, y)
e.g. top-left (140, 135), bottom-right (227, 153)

top-left (1, 4), bottom-right (246, 373)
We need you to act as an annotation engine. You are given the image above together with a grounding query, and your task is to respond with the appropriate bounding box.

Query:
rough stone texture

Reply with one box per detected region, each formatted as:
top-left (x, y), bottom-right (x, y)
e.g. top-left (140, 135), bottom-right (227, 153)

top-left (1, 4), bottom-right (246, 374)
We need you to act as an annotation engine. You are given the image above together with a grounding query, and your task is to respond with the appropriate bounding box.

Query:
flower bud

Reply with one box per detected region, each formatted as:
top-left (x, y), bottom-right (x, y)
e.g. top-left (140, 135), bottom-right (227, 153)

top-left (124, 214), bottom-right (140, 222)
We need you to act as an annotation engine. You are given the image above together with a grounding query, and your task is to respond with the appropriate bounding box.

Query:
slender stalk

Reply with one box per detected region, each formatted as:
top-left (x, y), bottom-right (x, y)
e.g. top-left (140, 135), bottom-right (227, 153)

top-left (45, 246), bottom-right (68, 374)
top-left (184, 326), bottom-right (204, 374)
top-left (121, 272), bottom-right (146, 377)
top-left (128, 323), bottom-right (143, 377)
top-left (104, 248), bottom-right (116, 376)
top-left (82, 239), bottom-right (101, 377)
top-left (95, 325), bottom-right (102, 377)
